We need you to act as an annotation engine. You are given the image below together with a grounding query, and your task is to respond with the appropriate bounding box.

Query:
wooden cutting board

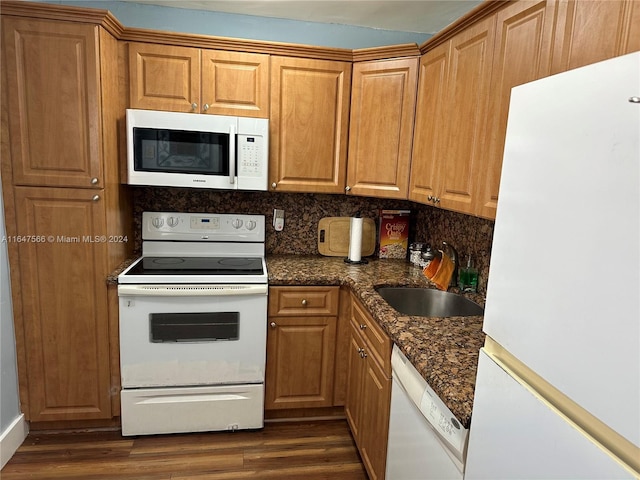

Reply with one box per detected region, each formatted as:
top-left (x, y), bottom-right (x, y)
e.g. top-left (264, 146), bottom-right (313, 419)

top-left (317, 217), bottom-right (376, 257)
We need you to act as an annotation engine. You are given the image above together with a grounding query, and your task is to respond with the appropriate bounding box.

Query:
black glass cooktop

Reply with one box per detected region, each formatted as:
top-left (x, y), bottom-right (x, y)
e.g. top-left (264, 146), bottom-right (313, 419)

top-left (127, 256), bottom-right (264, 276)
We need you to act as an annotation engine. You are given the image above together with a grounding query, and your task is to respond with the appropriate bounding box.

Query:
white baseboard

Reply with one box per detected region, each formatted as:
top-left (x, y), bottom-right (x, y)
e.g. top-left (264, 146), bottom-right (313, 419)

top-left (0, 414), bottom-right (28, 469)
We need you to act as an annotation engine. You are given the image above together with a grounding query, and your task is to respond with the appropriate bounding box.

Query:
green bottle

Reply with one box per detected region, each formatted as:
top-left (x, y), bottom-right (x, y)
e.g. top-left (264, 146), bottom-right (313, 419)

top-left (459, 255), bottom-right (478, 293)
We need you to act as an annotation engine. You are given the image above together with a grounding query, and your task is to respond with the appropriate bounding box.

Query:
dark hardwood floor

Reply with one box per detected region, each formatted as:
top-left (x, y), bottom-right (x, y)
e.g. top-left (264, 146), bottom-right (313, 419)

top-left (1, 420), bottom-right (368, 479)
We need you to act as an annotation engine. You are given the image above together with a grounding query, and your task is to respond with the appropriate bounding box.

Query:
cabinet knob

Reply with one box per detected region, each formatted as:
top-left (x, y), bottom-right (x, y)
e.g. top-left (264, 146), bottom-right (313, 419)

top-left (203, 103), bottom-right (210, 111)
top-left (301, 299), bottom-right (307, 306)
top-left (427, 195), bottom-right (433, 201)
top-left (270, 322), bottom-right (277, 329)
top-left (629, 96), bottom-right (640, 104)
top-left (434, 197), bottom-right (440, 204)
top-left (359, 349), bottom-right (367, 359)
top-left (90, 177), bottom-right (99, 185)
top-left (191, 102), bottom-right (198, 111)
top-left (92, 194), bottom-right (100, 202)
top-left (271, 182), bottom-right (277, 189)
top-left (359, 323), bottom-right (367, 330)
top-left (345, 185), bottom-right (351, 192)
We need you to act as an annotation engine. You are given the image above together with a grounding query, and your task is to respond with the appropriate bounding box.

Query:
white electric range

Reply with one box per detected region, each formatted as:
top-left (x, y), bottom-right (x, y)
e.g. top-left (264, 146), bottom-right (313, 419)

top-left (117, 212), bottom-right (268, 436)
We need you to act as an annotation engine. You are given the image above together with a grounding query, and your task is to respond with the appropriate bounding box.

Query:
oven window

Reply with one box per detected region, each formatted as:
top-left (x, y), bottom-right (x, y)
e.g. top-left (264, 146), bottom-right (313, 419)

top-left (133, 127), bottom-right (229, 175)
top-left (150, 312), bottom-right (239, 343)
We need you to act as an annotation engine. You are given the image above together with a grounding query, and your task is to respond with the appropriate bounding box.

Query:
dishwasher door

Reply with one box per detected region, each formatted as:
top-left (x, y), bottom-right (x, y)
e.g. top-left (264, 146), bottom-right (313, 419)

top-left (385, 345), bottom-right (468, 479)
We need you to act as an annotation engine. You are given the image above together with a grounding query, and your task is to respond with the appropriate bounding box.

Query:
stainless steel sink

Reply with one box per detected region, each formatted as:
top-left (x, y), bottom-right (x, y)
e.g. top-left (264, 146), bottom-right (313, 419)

top-left (375, 287), bottom-right (484, 317)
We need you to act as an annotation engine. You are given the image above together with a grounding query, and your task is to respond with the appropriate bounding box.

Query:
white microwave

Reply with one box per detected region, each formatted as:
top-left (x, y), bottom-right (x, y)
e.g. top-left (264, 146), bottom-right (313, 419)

top-left (126, 109), bottom-right (269, 191)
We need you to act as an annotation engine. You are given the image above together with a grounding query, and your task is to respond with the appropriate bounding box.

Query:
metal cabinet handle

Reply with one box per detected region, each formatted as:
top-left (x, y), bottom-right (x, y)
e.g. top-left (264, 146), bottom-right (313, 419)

top-left (359, 323), bottom-right (367, 330)
top-left (271, 182), bottom-right (277, 189)
top-left (191, 102), bottom-right (198, 110)
top-left (345, 185), bottom-right (351, 192)
top-left (270, 322), bottom-right (277, 329)
top-left (90, 177), bottom-right (99, 185)
top-left (427, 195), bottom-right (433, 201)
top-left (629, 96), bottom-right (640, 104)
top-left (203, 103), bottom-right (210, 111)
top-left (359, 349), bottom-right (368, 359)
top-left (301, 299), bottom-right (307, 306)
top-left (92, 194), bottom-right (100, 202)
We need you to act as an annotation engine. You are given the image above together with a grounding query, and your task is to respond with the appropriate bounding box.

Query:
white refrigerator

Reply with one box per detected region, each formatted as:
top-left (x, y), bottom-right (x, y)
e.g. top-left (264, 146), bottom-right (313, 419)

top-left (465, 52), bottom-right (640, 479)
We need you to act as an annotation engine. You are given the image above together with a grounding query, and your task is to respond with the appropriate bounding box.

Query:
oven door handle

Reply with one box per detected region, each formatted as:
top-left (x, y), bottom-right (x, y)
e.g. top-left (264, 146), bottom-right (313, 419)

top-left (117, 284), bottom-right (268, 296)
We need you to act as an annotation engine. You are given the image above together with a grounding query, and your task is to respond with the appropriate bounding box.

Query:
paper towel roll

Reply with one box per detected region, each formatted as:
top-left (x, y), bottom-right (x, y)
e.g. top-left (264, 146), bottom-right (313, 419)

top-left (348, 216), bottom-right (363, 262)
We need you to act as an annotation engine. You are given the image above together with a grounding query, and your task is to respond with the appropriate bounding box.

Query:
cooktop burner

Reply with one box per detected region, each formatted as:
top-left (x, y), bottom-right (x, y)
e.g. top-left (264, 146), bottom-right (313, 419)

top-left (127, 256), bottom-right (265, 276)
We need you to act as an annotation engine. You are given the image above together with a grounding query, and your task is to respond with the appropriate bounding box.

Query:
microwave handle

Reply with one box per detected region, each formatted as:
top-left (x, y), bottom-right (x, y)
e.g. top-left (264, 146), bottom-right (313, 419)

top-left (228, 124), bottom-right (236, 185)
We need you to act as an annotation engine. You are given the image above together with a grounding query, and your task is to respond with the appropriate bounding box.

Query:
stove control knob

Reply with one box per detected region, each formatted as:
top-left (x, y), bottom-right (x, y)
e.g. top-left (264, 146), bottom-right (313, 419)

top-left (167, 216), bottom-right (179, 227)
top-left (232, 218), bottom-right (243, 229)
top-left (246, 220), bottom-right (257, 230)
top-left (152, 217), bottom-right (164, 228)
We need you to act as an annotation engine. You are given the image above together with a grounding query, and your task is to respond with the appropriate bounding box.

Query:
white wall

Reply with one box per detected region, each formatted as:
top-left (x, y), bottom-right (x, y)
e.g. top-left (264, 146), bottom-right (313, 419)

top-left (0, 174), bottom-right (27, 468)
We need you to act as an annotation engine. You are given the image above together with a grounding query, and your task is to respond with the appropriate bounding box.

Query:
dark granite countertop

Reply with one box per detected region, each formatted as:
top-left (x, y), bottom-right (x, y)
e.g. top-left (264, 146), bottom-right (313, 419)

top-left (267, 254), bottom-right (485, 428)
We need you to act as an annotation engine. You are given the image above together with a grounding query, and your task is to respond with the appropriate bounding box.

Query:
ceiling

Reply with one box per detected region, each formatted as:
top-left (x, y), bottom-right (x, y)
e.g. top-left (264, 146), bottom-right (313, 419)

top-left (118, 0), bottom-right (484, 34)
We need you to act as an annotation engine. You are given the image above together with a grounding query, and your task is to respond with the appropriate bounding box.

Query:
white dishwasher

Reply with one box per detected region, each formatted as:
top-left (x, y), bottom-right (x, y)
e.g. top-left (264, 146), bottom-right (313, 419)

top-left (386, 345), bottom-right (469, 479)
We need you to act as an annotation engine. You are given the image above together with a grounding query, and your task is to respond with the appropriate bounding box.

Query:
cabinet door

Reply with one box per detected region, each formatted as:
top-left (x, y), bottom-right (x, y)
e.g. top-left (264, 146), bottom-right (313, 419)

top-left (360, 353), bottom-right (391, 480)
top-left (345, 328), bottom-right (366, 442)
top-left (476, 0), bottom-right (557, 219)
top-left (269, 56), bottom-right (351, 193)
top-left (201, 50), bottom-right (269, 118)
top-left (347, 58), bottom-right (418, 199)
top-left (551, 0), bottom-right (639, 74)
top-left (265, 316), bottom-right (337, 409)
top-left (2, 17), bottom-right (103, 188)
top-left (14, 186), bottom-right (112, 421)
top-left (408, 43), bottom-right (450, 205)
top-left (437, 15), bottom-right (496, 215)
top-left (129, 42), bottom-right (200, 112)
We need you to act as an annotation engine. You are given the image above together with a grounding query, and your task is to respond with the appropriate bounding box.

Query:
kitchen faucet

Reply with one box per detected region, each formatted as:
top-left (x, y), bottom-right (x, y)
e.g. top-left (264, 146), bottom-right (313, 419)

top-left (442, 241), bottom-right (458, 288)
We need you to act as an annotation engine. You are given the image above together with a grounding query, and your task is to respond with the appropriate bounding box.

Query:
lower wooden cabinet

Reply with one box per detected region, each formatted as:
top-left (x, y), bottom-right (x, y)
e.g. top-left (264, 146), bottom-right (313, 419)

top-left (266, 286), bottom-right (339, 409)
top-left (12, 186), bottom-right (113, 422)
top-left (346, 293), bottom-right (392, 480)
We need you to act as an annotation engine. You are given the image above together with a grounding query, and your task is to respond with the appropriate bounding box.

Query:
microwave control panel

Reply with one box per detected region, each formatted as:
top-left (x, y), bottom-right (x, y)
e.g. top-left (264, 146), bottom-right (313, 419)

top-left (238, 135), bottom-right (265, 177)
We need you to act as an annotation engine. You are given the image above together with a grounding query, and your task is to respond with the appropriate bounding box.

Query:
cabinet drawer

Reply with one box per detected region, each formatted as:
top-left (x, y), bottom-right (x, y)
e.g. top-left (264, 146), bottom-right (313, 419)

top-left (269, 286), bottom-right (339, 316)
top-left (351, 294), bottom-right (392, 374)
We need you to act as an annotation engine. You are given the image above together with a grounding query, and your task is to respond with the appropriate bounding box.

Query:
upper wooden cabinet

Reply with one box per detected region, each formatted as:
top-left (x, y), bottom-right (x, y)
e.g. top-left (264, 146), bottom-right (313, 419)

top-left (410, 16), bottom-right (495, 216)
top-left (269, 56), bottom-right (351, 193)
top-left (475, 0), bottom-right (557, 219)
top-left (128, 42), bottom-right (269, 117)
top-left (2, 17), bottom-right (103, 188)
top-left (346, 58), bottom-right (418, 199)
top-left (551, 0), bottom-right (640, 74)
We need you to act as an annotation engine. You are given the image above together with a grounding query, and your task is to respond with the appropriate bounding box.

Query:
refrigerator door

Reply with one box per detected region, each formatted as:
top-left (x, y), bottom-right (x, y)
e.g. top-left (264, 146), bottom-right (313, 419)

top-left (483, 52), bottom-right (639, 447)
top-left (465, 351), bottom-right (635, 479)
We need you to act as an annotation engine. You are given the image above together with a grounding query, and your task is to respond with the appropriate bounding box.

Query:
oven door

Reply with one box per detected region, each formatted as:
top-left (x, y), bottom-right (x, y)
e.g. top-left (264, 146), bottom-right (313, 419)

top-left (118, 284), bottom-right (267, 388)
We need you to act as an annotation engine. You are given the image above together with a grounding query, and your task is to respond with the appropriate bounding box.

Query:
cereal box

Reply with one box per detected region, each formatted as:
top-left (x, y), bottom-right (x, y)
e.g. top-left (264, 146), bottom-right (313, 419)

top-left (378, 210), bottom-right (410, 259)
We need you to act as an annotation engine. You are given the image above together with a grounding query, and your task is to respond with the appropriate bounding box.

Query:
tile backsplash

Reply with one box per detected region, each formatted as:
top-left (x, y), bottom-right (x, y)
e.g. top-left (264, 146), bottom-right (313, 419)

top-left (132, 187), bottom-right (495, 293)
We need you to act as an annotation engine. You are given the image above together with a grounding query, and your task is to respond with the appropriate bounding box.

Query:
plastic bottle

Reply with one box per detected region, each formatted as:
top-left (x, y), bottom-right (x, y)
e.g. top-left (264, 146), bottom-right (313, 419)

top-left (459, 255), bottom-right (478, 293)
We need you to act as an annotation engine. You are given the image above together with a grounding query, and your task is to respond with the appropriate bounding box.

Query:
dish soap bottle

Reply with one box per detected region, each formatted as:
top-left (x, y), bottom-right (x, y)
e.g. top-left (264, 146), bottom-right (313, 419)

top-left (459, 255), bottom-right (478, 293)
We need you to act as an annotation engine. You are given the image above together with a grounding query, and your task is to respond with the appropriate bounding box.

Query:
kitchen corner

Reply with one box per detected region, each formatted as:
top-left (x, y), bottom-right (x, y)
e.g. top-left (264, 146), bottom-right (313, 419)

top-left (267, 254), bottom-right (485, 428)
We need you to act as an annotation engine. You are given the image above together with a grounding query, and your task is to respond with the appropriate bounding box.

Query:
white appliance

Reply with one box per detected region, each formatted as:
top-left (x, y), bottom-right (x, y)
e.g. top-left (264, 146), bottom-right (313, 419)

top-left (127, 109), bottom-right (269, 191)
top-left (118, 212), bottom-right (268, 436)
top-left (465, 52), bottom-right (640, 478)
top-left (386, 345), bottom-right (469, 479)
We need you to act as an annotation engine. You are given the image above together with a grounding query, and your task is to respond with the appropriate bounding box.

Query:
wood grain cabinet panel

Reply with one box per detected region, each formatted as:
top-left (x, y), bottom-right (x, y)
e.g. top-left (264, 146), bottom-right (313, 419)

top-left (410, 16), bottom-right (495, 216)
top-left (129, 42), bottom-right (200, 112)
top-left (346, 293), bottom-right (391, 480)
top-left (551, 0), bottom-right (640, 74)
top-left (129, 42), bottom-right (269, 117)
top-left (2, 17), bottom-right (103, 188)
top-left (346, 58), bottom-right (418, 199)
top-left (475, 0), bottom-right (557, 219)
top-left (269, 56), bottom-right (351, 193)
top-left (266, 286), bottom-right (339, 410)
top-left (201, 50), bottom-right (269, 117)
top-left (13, 187), bottom-right (112, 422)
